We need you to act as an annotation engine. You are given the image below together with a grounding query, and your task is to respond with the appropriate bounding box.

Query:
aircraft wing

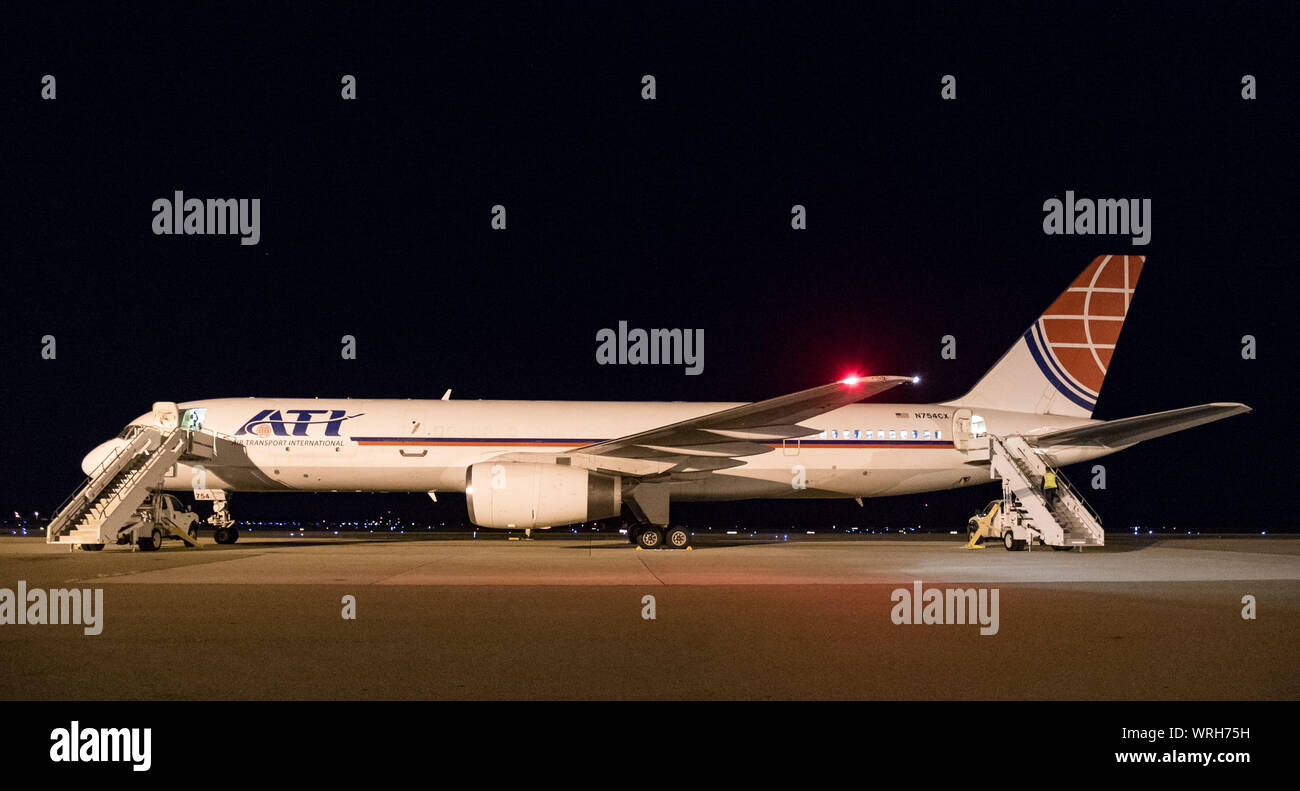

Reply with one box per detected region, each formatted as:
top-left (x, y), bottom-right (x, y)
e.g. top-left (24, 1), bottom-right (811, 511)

top-left (540, 376), bottom-right (914, 477)
top-left (1026, 402), bottom-right (1252, 449)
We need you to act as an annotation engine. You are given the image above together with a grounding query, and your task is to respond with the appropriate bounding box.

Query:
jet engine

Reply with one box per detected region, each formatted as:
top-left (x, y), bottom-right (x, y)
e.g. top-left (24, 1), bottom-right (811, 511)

top-left (465, 462), bottom-right (622, 529)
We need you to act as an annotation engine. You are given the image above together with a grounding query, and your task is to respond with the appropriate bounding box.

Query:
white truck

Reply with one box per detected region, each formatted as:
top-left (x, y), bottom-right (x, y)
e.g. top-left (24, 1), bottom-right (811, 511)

top-left (965, 494), bottom-right (1076, 551)
top-left (115, 493), bottom-right (200, 551)
top-left (965, 497), bottom-right (1034, 550)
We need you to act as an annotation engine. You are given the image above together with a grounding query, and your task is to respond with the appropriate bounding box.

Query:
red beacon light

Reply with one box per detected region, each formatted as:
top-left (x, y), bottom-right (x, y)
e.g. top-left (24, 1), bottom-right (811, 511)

top-left (840, 374), bottom-right (862, 386)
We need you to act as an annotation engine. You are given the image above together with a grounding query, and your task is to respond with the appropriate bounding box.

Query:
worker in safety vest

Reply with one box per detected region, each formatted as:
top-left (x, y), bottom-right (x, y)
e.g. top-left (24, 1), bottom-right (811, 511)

top-left (1042, 471), bottom-right (1058, 507)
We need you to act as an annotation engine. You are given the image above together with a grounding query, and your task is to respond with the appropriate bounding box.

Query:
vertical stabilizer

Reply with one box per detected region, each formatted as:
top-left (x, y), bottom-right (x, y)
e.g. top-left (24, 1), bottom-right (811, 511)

top-left (946, 254), bottom-right (1144, 417)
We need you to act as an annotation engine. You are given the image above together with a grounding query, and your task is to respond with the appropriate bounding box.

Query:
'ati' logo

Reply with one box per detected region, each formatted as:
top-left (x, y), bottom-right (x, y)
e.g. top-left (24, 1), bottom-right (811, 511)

top-left (235, 409), bottom-right (362, 437)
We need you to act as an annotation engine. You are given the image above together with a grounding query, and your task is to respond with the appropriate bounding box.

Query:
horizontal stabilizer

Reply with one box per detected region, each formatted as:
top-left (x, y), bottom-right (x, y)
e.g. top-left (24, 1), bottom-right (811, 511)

top-left (1027, 402), bottom-right (1252, 449)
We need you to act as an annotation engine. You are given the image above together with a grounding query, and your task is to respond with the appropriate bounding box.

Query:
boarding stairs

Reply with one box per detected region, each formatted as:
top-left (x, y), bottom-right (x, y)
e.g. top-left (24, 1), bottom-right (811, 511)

top-left (46, 426), bottom-right (189, 547)
top-left (988, 434), bottom-right (1104, 548)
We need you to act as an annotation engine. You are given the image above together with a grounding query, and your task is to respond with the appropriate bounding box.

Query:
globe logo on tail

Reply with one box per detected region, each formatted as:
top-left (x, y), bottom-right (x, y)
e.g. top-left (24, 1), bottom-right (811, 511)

top-left (1025, 255), bottom-right (1144, 410)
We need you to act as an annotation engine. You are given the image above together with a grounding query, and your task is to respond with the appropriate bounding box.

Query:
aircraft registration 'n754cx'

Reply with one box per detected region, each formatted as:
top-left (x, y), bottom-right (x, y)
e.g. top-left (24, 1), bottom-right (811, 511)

top-left (71, 255), bottom-right (1249, 549)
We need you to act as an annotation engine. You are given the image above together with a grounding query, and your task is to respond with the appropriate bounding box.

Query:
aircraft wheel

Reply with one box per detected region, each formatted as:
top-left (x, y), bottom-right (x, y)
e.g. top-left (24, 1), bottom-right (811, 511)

top-left (665, 526), bottom-right (691, 549)
top-left (213, 526), bottom-right (236, 545)
top-left (81, 543), bottom-right (104, 552)
top-left (636, 527), bottom-right (663, 549)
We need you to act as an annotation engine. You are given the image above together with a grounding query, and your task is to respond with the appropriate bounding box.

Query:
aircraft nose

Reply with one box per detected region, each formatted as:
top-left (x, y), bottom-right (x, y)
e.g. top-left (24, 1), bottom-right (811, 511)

top-left (81, 439), bottom-right (127, 475)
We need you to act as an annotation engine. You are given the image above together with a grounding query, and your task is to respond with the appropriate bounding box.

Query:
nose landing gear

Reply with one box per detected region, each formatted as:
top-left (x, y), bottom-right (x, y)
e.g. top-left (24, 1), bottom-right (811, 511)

top-left (210, 498), bottom-right (239, 544)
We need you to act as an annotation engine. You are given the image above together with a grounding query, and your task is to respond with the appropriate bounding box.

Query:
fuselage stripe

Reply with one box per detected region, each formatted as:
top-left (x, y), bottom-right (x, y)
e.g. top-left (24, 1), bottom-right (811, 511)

top-left (350, 437), bottom-right (956, 449)
top-left (352, 438), bottom-right (595, 446)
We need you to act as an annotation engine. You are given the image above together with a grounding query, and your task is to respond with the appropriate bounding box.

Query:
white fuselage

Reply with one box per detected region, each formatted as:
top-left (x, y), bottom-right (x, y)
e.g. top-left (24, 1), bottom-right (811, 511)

top-left (92, 398), bottom-right (1116, 502)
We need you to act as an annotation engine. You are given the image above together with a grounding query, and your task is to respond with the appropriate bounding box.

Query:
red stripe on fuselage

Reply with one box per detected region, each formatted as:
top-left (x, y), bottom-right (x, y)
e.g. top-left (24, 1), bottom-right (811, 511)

top-left (351, 439), bottom-right (956, 449)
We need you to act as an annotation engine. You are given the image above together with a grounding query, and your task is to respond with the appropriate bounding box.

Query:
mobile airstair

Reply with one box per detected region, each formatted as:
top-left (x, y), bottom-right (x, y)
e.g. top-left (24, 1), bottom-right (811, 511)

top-left (45, 425), bottom-right (191, 549)
top-left (986, 434), bottom-right (1104, 549)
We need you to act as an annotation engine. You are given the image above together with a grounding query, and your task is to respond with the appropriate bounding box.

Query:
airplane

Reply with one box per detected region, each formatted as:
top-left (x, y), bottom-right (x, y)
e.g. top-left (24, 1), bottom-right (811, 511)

top-left (69, 254), bottom-right (1249, 550)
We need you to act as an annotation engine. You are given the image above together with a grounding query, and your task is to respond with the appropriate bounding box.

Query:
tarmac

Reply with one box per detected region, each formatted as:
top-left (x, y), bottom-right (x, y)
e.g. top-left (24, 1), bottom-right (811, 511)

top-left (1, 533), bottom-right (1297, 700)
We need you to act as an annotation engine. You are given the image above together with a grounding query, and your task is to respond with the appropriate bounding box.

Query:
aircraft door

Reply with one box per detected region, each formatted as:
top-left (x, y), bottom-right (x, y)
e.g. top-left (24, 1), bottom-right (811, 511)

top-left (952, 408), bottom-right (972, 451)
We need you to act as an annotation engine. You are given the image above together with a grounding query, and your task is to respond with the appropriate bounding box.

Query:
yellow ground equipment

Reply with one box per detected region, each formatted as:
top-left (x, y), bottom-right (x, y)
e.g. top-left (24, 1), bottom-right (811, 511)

top-left (965, 499), bottom-right (1002, 549)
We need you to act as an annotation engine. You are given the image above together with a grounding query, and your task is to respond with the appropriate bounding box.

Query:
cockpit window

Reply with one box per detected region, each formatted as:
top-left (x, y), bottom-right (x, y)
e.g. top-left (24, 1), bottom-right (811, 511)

top-left (115, 425), bottom-right (145, 440)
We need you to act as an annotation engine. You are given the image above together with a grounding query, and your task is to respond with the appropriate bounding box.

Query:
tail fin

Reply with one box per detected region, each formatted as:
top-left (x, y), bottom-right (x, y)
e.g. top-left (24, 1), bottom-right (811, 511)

top-left (947, 254), bottom-right (1144, 418)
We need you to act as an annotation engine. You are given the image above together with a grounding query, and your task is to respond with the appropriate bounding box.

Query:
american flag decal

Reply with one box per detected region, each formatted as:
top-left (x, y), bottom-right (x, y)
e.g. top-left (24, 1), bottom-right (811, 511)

top-left (895, 412), bottom-right (910, 418)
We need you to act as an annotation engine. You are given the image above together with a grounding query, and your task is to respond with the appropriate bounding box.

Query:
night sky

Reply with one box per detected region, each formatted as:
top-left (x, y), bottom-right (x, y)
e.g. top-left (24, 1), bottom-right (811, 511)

top-left (1, 4), bottom-right (1295, 531)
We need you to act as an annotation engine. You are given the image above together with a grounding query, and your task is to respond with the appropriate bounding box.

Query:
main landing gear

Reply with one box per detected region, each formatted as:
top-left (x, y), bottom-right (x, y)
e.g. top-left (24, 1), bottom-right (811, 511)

top-left (630, 524), bottom-right (692, 550)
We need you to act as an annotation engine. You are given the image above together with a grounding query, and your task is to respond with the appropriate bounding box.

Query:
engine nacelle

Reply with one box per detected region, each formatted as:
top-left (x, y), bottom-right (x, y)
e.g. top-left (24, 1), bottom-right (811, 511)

top-left (465, 462), bottom-right (622, 529)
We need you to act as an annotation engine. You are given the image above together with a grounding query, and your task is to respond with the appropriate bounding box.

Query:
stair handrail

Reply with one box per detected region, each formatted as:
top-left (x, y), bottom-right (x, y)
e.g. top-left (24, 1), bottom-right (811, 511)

top-left (985, 435), bottom-right (1036, 533)
top-left (987, 434), bottom-right (1037, 479)
top-left (76, 428), bottom-right (192, 544)
top-left (94, 429), bottom-right (189, 512)
top-left (994, 432), bottom-right (1104, 538)
top-left (1048, 465), bottom-right (1104, 535)
top-left (183, 427), bottom-right (247, 458)
top-left (46, 428), bottom-right (164, 540)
